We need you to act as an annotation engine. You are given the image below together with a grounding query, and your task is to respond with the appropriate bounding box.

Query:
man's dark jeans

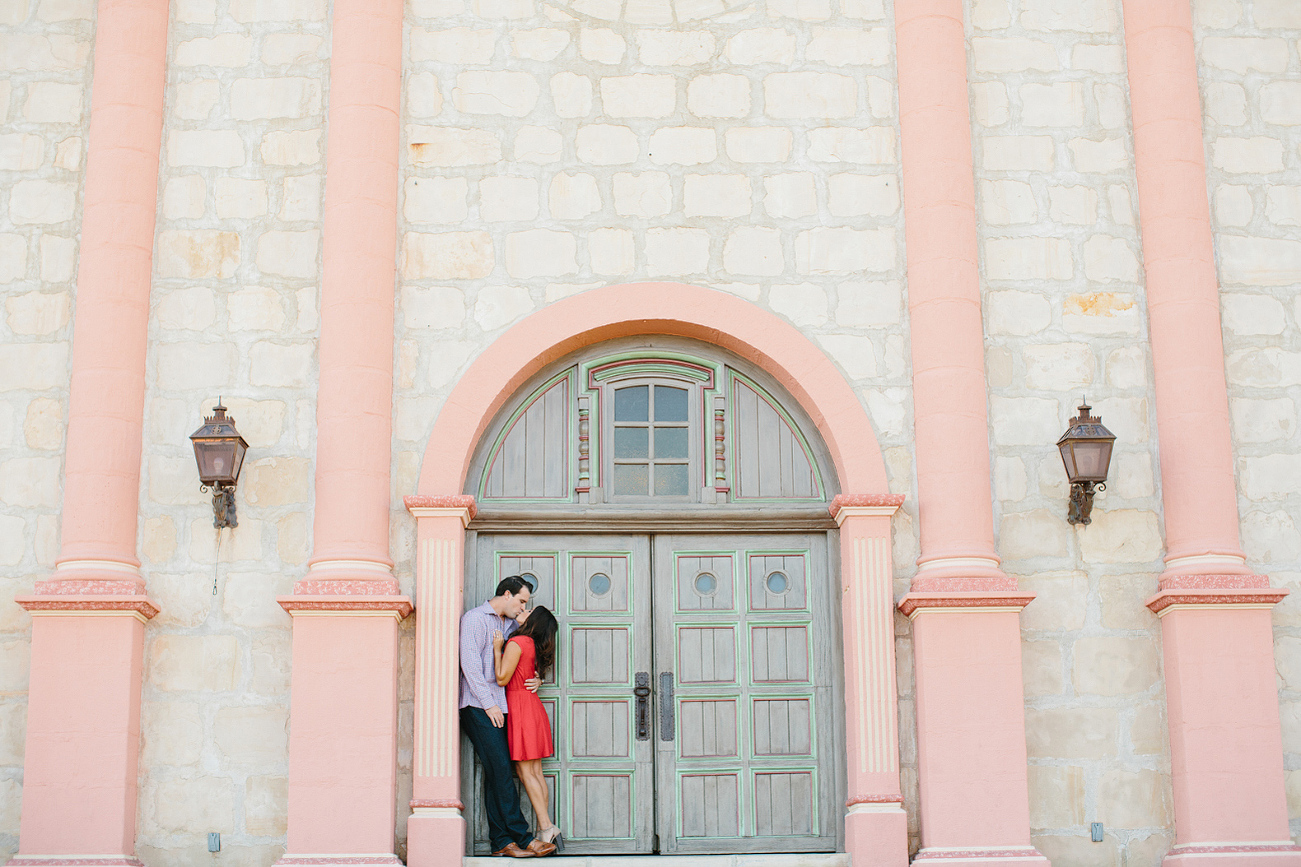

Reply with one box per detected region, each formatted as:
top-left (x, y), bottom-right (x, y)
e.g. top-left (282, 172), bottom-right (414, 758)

top-left (461, 706), bottom-right (532, 851)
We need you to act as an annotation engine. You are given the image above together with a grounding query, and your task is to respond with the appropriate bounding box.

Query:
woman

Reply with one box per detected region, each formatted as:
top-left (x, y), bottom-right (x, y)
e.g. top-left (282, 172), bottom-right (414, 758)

top-left (493, 605), bottom-right (563, 850)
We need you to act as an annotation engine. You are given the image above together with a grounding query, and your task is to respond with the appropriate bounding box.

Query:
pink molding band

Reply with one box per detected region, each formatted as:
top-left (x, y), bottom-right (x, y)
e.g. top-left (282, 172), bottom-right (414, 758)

top-left (7, 860), bottom-right (145, 866)
top-left (410, 799), bottom-right (465, 810)
top-left (898, 592), bottom-right (1036, 618)
top-left (1160, 574), bottom-right (1269, 591)
top-left (1146, 589), bottom-right (1288, 616)
top-left (1123, 0), bottom-right (1247, 573)
top-left (16, 596), bottom-right (160, 619)
top-left (417, 281), bottom-right (888, 496)
top-left (404, 494), bottom-right (479, 518)
top-left (278, 595), bottom-right (413, 617)
top-left (829, 493), bottom-right (906, 517)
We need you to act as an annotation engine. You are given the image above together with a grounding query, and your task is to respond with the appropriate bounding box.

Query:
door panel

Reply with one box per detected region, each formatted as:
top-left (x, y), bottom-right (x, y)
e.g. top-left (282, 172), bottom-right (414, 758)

top-left (654, 534), bottom-right (836, 854)
top-left (469, 534), bottom-right (653, 855)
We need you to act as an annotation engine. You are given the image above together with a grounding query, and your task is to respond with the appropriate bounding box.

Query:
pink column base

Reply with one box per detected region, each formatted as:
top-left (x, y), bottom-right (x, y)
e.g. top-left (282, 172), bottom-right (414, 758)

top-left (275, 857), bottom-right (404, 865)
top-left (845, 805), bottom-right (909, 867)
top-left (276, 602), bottom-right (411, 859)
top-left (405, 812), bottom-right (467, 867)
top-left (911, 849), bottom-right (1050, 866)
top-left (7, 859), bottom-right (145, 866)
top-left (1162, 846), bottom-right (1301, 867)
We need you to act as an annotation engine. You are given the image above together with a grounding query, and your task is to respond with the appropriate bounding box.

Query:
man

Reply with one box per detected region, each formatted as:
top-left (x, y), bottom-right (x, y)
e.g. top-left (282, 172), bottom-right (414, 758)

top-left (460, 576), bottom-right (556, 858)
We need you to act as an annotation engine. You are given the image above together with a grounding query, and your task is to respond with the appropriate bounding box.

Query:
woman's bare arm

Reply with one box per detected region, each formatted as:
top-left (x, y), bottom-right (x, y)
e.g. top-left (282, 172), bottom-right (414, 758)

top-left (494, 639), bottom-right (523, 686)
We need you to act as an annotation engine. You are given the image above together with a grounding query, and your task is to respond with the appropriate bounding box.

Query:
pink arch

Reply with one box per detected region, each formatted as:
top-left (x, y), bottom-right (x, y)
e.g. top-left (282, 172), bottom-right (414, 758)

top-left (418, 282), bottom-right (889, 496)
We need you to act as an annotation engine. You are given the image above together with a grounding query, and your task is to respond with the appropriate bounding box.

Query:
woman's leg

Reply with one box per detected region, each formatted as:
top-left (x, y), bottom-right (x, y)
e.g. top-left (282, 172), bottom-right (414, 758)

top-left (516, 758), bottom-right (553, 833)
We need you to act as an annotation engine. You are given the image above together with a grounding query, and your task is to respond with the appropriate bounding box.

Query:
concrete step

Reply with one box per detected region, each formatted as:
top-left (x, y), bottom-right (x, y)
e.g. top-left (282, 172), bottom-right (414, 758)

top-left (466, 855), bottom-right (851, 867)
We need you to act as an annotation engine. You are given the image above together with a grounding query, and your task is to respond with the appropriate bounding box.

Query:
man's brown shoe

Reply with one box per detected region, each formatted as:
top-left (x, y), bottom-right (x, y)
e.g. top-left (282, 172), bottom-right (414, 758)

top-left (491, 843), bottom-right (535, 858)
top-left (525, 840), bottom-right (557, 857)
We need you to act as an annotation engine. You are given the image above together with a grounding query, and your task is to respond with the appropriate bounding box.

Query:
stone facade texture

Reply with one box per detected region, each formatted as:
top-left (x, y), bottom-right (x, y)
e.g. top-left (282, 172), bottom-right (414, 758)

top-left (0, 0), bottom-right (1298, 864)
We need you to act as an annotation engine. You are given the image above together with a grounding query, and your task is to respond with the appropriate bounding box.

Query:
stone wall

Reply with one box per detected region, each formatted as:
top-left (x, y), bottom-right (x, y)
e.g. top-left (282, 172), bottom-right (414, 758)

top-left (0, 0), bottom-right (95, 860)
top-left (1192, 0), bottom-right (1301, 841)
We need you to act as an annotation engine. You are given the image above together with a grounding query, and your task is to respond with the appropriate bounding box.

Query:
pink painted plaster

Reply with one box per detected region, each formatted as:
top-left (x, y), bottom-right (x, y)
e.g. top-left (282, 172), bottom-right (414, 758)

top-left (283, 614), bottom-right (402, 855)
top-left (16, 615), bottom-right (147, 857)
top-left (895, 0), bottom-right (1003, 577)
top-left (306, 0), bottom-right (403, 575)
top-left (828, 493), bottom-right (907, 517)
top-left (54, 0), bottom-right (168, 575)
top-left (1122, 0), bottom-right (1247, 572)
top-left (416, 281), bottom-right (889, 496)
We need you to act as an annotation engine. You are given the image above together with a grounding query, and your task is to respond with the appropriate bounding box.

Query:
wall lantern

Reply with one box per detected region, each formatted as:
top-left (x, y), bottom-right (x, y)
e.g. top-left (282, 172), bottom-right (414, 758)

top-left (190, 401), bottom-right (248, 529)
top-left (1057, 399), bottom-right (1115, 526)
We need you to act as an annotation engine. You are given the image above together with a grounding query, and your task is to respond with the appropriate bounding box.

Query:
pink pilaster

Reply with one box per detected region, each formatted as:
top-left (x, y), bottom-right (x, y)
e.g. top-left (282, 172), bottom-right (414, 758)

top-left (1122, 0), bottom-right (1300, 862)
top-left (894, 0), bottom-right (1044, 862)
top-left (403, 497), bottom-right (477, 867)
top-left (12, 0), bottom-right (168, 861)
top-left (277, 0), bottom-right (409, 860)
top-left (831, 496), bottom-right (910, 867)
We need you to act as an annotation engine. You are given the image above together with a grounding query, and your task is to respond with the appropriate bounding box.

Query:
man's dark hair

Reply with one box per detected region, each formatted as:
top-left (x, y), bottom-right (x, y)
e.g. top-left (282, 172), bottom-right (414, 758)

top-left (495, 575), bottom-right (532, 598)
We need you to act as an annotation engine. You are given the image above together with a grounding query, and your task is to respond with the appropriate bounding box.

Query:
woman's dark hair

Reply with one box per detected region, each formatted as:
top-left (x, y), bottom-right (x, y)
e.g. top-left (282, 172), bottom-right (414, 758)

top-left (514, 605), bottom-right (559, 679)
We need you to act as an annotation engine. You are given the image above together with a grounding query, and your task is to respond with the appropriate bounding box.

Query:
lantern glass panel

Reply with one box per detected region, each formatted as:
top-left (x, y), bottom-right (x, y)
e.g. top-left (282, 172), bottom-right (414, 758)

top-left (1074, 440), bottom-right (1112, 481)
top-left (194, 440), bottom-right (239, 484)
top-left (1058, 442), bottom-right (1078, 479)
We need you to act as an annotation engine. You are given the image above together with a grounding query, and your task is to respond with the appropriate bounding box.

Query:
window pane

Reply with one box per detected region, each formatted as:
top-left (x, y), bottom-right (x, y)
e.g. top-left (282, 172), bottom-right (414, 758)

top-left (654, 426), bottom-right (688, 459)
top-left (655, 386), bottom-right (688, 422)
top-left (614, 386), bottom-right (649, 422)
top-left (614, 426), bottom-right (649, 459)
top-left (655, 463), bottom-right (689, 496)
top-left (613, 463), bottom-right (648, 496)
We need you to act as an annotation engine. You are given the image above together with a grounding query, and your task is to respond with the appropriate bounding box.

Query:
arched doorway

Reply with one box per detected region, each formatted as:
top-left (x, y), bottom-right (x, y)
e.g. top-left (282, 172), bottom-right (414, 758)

top-left (405, 283), bottom-right (907, 867)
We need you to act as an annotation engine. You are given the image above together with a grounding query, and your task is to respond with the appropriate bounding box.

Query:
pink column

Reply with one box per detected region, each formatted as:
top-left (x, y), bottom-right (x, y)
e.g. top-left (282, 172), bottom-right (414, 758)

top-left (1123, 1), bottom-right (1300, 863)
top-left (404, 497), bottom-right (477, 867)
top-left (11, 0), bottom-right (168, 862)
top-left (276, 0), bottom-right (410, 861)
top-left (831, 496), bottom-right (909, 867)
top-left (894, 1), bottom-right (1045, 863)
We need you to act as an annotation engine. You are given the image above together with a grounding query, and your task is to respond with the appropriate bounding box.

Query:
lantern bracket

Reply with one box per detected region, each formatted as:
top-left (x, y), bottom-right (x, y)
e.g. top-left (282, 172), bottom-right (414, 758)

top-left (1067, 480), bottom-right (1105, 525)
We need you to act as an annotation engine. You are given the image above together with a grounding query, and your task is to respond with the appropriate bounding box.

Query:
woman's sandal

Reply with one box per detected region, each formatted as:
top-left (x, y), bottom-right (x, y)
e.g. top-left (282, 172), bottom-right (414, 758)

top-left (539, 827), bottom-right (564, 852)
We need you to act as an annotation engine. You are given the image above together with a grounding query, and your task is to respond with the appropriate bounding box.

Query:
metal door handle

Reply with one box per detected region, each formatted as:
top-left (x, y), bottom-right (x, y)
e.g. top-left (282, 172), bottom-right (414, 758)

top-left (659, 672), bottom-right (675, 741)
top-left (634, 672), bottom-right (651, 740)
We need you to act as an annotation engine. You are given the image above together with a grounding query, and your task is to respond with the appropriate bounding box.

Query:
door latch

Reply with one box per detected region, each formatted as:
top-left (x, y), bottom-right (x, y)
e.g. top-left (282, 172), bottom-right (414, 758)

top-left (659, 672), bottom-right (675, 741)
top-left (634, 672), bottom-right (652, 740)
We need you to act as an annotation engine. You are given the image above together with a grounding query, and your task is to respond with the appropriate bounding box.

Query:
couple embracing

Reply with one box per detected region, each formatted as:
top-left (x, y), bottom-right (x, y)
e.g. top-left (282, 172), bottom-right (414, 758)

top-left (459, 576), bottom-right (564, 858)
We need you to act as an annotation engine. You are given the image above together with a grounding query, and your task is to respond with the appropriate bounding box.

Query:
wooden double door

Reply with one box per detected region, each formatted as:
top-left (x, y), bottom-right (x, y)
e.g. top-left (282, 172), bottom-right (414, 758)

top-left (464, 533), bottom-right (840, 855)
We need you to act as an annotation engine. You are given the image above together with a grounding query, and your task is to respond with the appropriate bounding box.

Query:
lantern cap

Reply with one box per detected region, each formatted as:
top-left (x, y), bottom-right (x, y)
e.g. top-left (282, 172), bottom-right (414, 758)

top-left (189, 400), bottom-right (248, 445)
top-left (1056, 399), bottom-right (1115, 446)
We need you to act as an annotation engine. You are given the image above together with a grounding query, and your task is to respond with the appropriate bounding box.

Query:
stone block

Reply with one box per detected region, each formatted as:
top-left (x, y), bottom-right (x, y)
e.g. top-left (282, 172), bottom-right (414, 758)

top-left (613, 172), bottom-right (672, 216)
top-left (827, 173), bottom-right (897, 216)
top-left (409, 27), bottom-right (496, 63)
top-left (972, 38), bottom-right (1058, 72)
top-left (403, 231), bottom-right (494, 279)
top-left (836, 280), bottom-right (901, 326)
top-left (549, 173), bottom-right (602, 219)
top-left (149, 634), bottom-right (241, 692)
top-left (1021, 0), bottom-right (1116, 30)
top-left (994, 455), bottom-right (1028, 502)
top-left (1199, 37), bottom-right (1288, 74)
top-left (245, 776), bottom-right (289, 837)
top-left (577, 124), bottom-right (640, 165)
top-left (156, 341), bottom-right (238, 392)
top-left (228, 287), bottom-right (286, 332)
top-left (1130, 703), bottom-right (1165, 756)
top-left (408, 127), bottom-right (504, 168)
top-left (214, 178), bottom-right (268, 220)
top-left (260, 130), bottom-right (321, 166)
top-left (229, 0), bottom-right (325, 20)
top-left (1098, 769), bottom-right (1171, 829)
top-left (22, 396), bottom-right (63, 451)
top-left (23, 81), bottom-right (82, 123)
top-left (1063, 291), bottom-right (1139, 335)
top-left (168, 129), bottom-right (245, 168)
top-left (723, 227), bottom-right (784, 276)
top-left (512, 29), bottom-right (570, 61)
top-left (683, 174), bottom-right (751, 217)
top-left (637, 30), bottom-right (714, 65)
top-left (454, 71), bottom-right (540, 117)
top-left (0, 133), bottom-right (44, 171)
top-left (646, 228), bottom-right (710, 275)
top-left (39, 235), bottom-right (75, 283)
top-left (1024, 343), bottom-right (1093, 390)
top-left (1027, 765), bottom-right (1084, 828)
top-left (426, 340), bottom-right (477, 388)
top-left (248, 342), bottom-right (313, 389)
top-left (687, 73), bottom-right (750, 118)
top-left (1231, 396), bottom-right (1296, 443)
top-left (480, 176), bottom-right (540, 222)
top-left (157, 231), bottom-right (239, 279)
top-left (0, 33), bottom-right (90, 72)
top-left (223, 572), bottom-right (291, 628)
top-left (0, 701), bottom-right (25, 765)
top-left (764, 72), bottom-right (856, 118)
top-left (817, 335), bottom-right (877, 379)
top-left (1266, 186), bottom-right (1301, 226)
top-left (724, 28), bottom-right (796, 64)
top-left (1068, 137), bottom-right (1127, 172)
top-left (1018, 570), bottom-right (1087, 630)
top-left (1222, 293), bottom-right (1286, 335)
top-left (550, 72), bottom-right (592, 118)
top-left (985, 289), bottom-right (1051, 335)
top-left (402, 286), bottom-right (465, 329)
top-left (408, 72), bottom-right (444, 118)
top-left (176, 33), bottom-right (253, 67)
top-left (155, 286), bottom-right (217, 331)
top-left (764, 173), bottom-right (817, 218)
top-left (1212, 136), bottom-right (1285, 173)
top-left (404, 176), bottom-right (469, 224)
top-left (795, 227), bottom-right (894, 274)
top-left (515, 126), bottom-right (562, 164)
top-left (1242, 510), bottom-right (1301, 564)
top-left (1079, 508), bottom-right (1162, 563)
top-left (984, 237), bottom-right (1072, 280)
top-left (501, 229), bottom-right (579, 279)
top-left (1204, 82), bottom-right (1247, 126)
top-left (0, 343), bottom-right (68, 392)
top-left (1106, 345), bottom-right (1147, 388)
top-left (998, 510), bottom-right (1071, 560)
top-left (232, 77), bottom-right (321, 121)
top-left (142, 515), bottom-right (177, 565)
top-left (262, 33), bottom-right (323, 66)
top-left (1241, 455), bottom-right (1301, 500)
top-left (140, 702), bottom-right (203, 767)
top-left (990, 396), bottom-right (1060, 445)
top-left (590, 228), bottom-right (635, 276)
top-left (983, 136), bottom-right (1054, 171)
top-left (256, 230), bottom-right (318, 279)
top-left (173, 79), bottom-right (220, 120)
top-left (9, 180), bottom-right (76, 224)
top-left (1254, 0), bottom-right (1301, 27)
top-left (971, 82), bottom-right (1010, 127)
top-left (769, 283), bottom-right (828, 327)
top-left (807, 127), bottom-right (894, 163)
top-left (1073, 636), bottom-right (1160, 696)
top-left (805, 27), bottom-right (890, 66)
top-left (580, 28), bottom-right (626, 63)
top-left (721, 128), bottom-right (789, 164)
top-left (1072, 43), bottom-right (1123, 73)
top-left (1048, 186), bottom-right (1097, 224)
top-left (277, 512), bottom-right (309, 565)
top-left (980, 179), bottom-right (1036, 224)
top-left (1033, 835), bottom-right (1118, 867)
top-left (1020, 82), bottom-right (1083, 127)
top-left (1022, 640), bottom-right (1063, 696)
top-left (5, 291), bottom-right (69, 336)
top-left (473, 285), bottom-right (534, 330)
top-left (243, 457), bottom-right (310, 506)
top-left (767, 0), bottom-right (831, 20)
top-left (0, 514), bottom-right (25, 566)
top-left (1219, 236), bottom-right (1301, 286)
top-left (162, 175), bottom-right (206, 220)
top-left (38, 0), bottom-right (95, 20)
top-left (151, 777), bottom-right (236, 835)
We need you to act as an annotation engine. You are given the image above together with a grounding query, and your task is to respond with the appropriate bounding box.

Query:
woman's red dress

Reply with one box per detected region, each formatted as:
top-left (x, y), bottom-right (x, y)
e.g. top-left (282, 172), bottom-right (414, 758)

top-left (505, 636), bottom-right (554, 761)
